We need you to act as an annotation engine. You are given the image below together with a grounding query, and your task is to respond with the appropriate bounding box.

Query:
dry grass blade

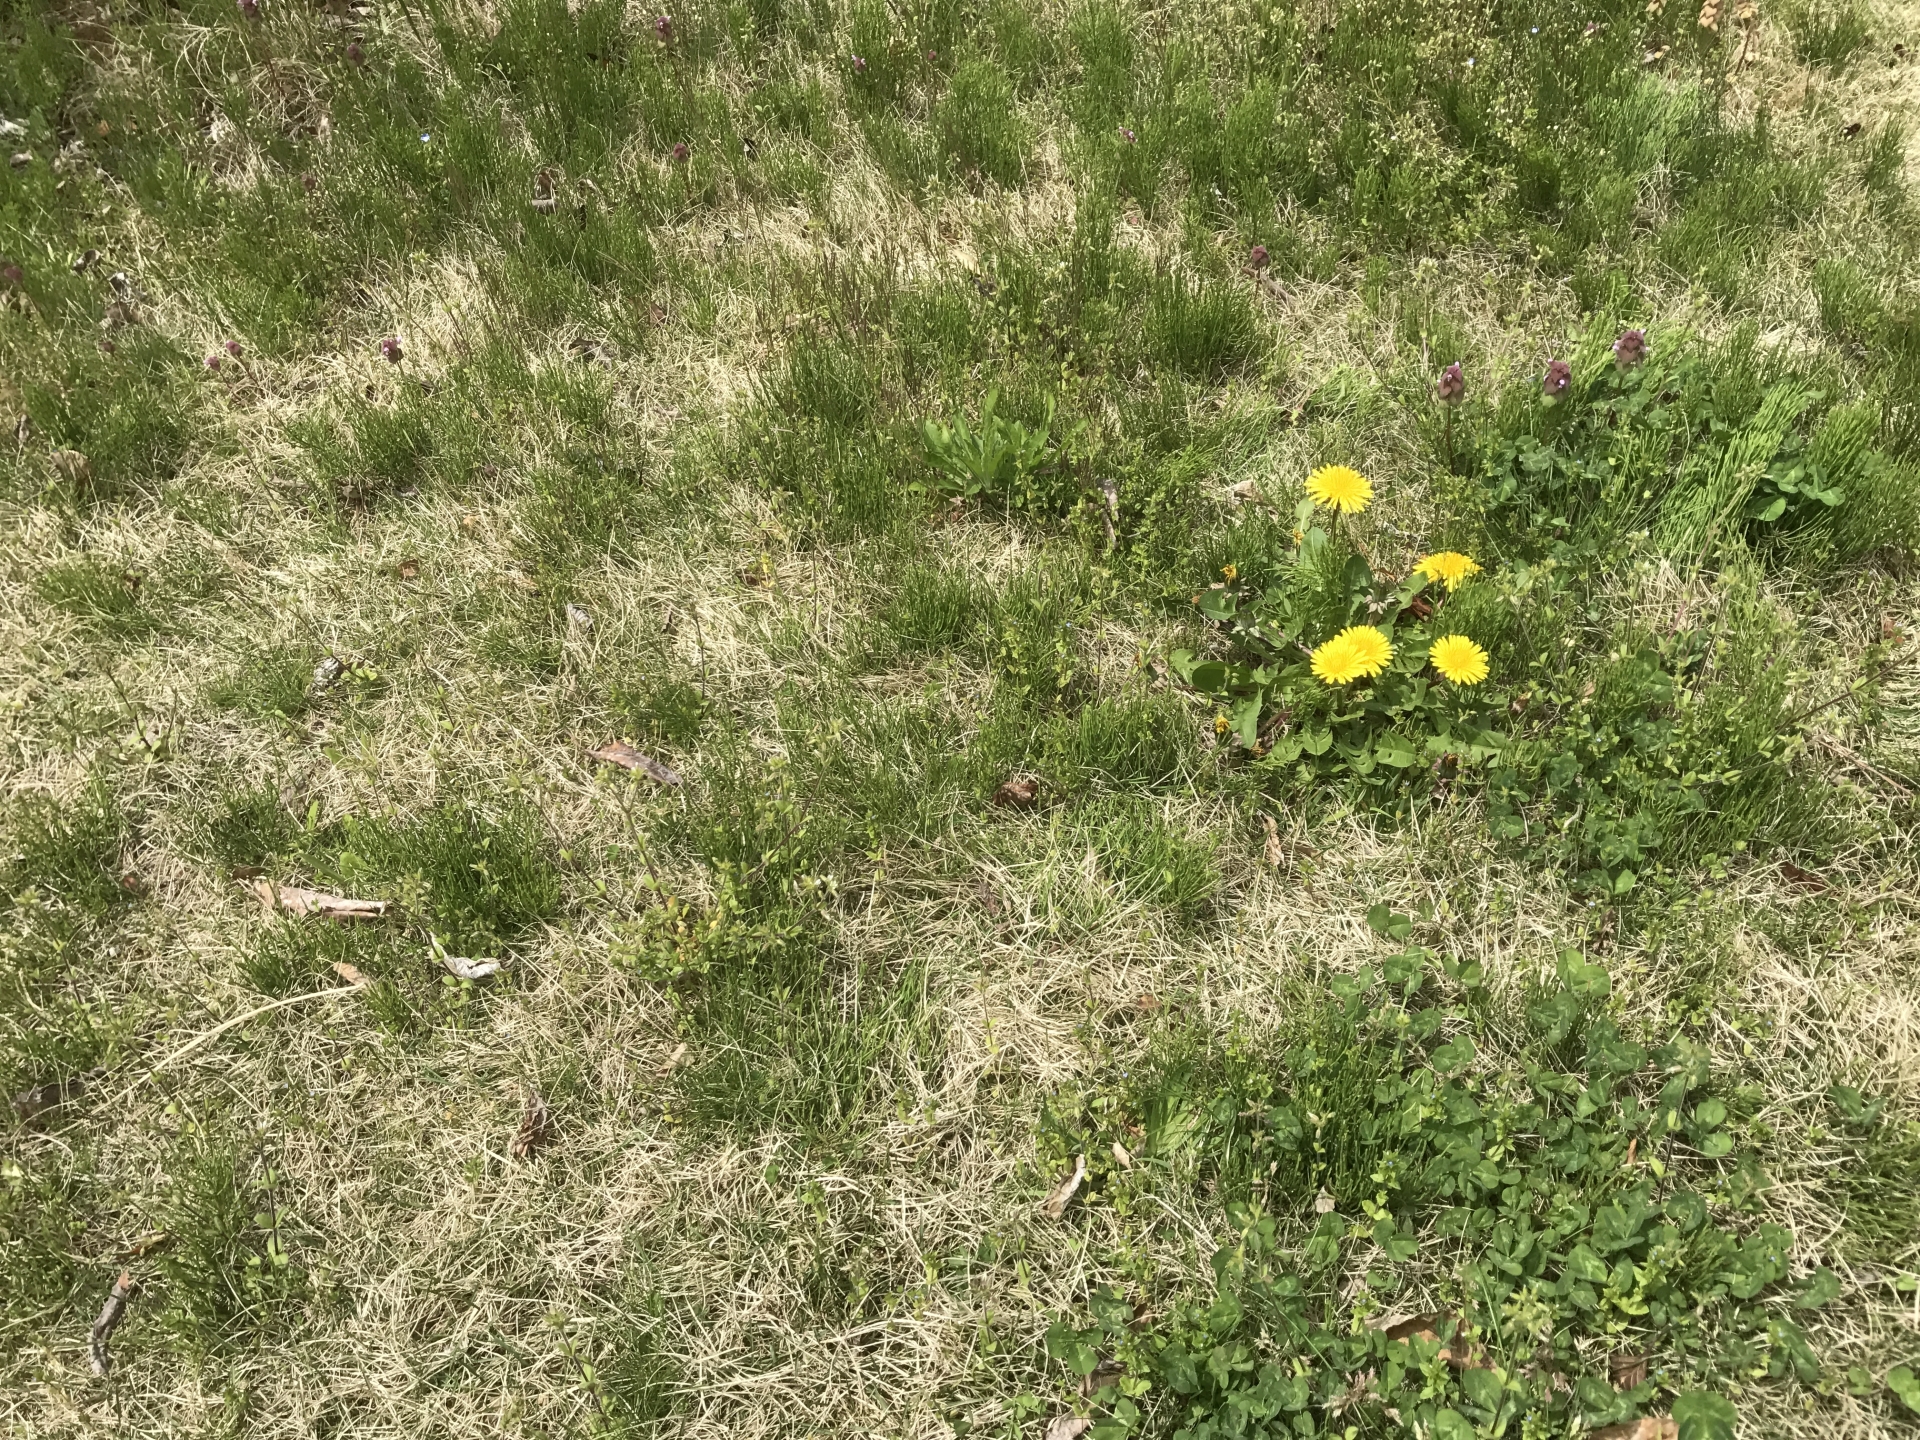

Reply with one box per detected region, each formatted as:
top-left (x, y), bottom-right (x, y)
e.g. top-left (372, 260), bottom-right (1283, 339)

top-left (1040, 1154), bottom-right (1087, 1218)
top-left (1042, 1416), bottom-right (1091, 1440)
top-left (245, 878), bottom-right (389, 920)
top-left (87, 1271), bottom-right (136, 1378)
top-left (1261, 813), bottom-right (1284, 869)
top-left (510, 1092), bottom-right (552, 1160)
top-left (587, 740), bottom-right (683, 786)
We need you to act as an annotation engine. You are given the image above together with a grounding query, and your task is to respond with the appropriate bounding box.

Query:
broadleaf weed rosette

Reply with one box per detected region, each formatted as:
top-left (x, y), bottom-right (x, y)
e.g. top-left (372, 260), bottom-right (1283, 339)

top-left (1429, 634), bottom-right (1490, 685)
top-left (1304, 464), bottom-right (1372, 514)
top-left (1311, 626), bottom-right (1393, 685)
top-left (1414, 551), bottom-right (1482, 592)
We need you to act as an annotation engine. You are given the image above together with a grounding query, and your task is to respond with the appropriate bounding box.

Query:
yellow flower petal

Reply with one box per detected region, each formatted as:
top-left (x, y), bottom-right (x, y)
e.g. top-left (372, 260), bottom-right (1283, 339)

top-left (1305, 465), bottom-right (1374, 515)
top-left (1313, 626), bottom-right (1393, 685)
top-left (1430, 634), bottom-right (1490, 685)
top-left (1414, 551), bottom-right (1482, 592)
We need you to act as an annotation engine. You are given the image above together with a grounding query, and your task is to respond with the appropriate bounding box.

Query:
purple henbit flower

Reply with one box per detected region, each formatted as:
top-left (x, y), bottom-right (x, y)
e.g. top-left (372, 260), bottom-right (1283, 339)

top-left (1, 261), bottom-right (21, 290)
top-left (237, 0), bottom-right (261, 17)
top-left (851, 54), bottom-right (867, 73)
top-left (654, 14), bottom-right (672, 40)
top-left (926, 49), bottom-right (937, 62)
top-left (671, 141), bottom-right (689, 164)
top-left (1436, 361), bottom-right (1466, 407)
top-left (1543, 358), bottom-right (1572, 398)
top-left (226, 339), bottom-right (243, 358)
top-left (1613, 327), bottom-right (1647, 370)
top-left (1249, 243), bottom-right (1270, 271)
top-left (346, 40), bottom-right (365, 66)
top-left (379, 336), bottom-right (403, 364)
top-left (1119, 125), bottom-right (1136, 144)
top-left (206, 354), bottom-right (222, 371)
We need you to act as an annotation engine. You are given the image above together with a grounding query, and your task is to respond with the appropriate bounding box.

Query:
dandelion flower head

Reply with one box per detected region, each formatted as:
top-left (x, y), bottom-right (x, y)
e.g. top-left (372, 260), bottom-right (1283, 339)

top-left (1430, 634), bottom-right (1490, 686)
top-left (1414, 551), bottom-right (1482, 592)
top-left (1305, 464), bottom-right (1373, 514)
top-left (1312, 626), bottom-right (1393, 685)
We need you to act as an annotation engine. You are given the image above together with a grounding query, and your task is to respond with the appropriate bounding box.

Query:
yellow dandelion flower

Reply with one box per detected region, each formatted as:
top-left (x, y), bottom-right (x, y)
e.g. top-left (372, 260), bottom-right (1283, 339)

top-left (1214, 714), bottom-right (1230, 735)
top-left (1221, 563), bottom-right (1238, 581)
top-left (1311, 625), bottom-right (1394, 685)
top-left (1414, 551), bottom-right (1482, 592)
top-left (1429, 634), bottom-right (1490, 686)
top-left (1305, 464), bottom-right (1374, 514)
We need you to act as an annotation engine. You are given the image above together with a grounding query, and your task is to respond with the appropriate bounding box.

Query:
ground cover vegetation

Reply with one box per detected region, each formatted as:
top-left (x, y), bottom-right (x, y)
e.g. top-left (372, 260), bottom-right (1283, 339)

top-left (2, 0), bottom-right (1919, 1434)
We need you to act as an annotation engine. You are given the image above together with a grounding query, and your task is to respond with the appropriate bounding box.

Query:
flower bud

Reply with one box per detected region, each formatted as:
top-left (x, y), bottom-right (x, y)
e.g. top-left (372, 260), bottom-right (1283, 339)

top-left (226, 339), bottom-right (243, 358)
top-left (1543, 359), bottom-right (1572, 398)
top-left (1248, 243), bottom-right (1269, 271)
top-left (671, 142), bottom-right (689, 163)
top-left (1436, 362), bottom-right (1466, 407)
top-left (379, 336), bottom-right (403, 364)
top-left (206, 354), bottom-right (222, 371)
top-left (1613, 328), bottom-right (1647, 370)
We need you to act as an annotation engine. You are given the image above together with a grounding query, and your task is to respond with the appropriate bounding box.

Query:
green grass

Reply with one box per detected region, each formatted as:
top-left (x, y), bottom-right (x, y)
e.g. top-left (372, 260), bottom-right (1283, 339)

top-left (3, 0), bottom-right (1920, 1434)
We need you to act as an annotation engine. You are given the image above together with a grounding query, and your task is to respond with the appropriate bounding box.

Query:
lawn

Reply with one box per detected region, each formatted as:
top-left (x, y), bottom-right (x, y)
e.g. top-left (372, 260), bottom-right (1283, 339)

top-left (4, 0), bottom-right (1920, 1436)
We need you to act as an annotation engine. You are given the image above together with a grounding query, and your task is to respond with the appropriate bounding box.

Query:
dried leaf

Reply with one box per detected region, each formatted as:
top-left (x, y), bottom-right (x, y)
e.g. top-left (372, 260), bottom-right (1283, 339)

top-left (1131, 993), bottom-right (1162, 1013)
top-left (88, 1271), bottom-right (136, 1378)
top-left (395, 557), bottom-right (421, 581)
top-left (587, 740), bottom-right (683, 786)
top-left (1374, 1311), bottom-right (1490, 1369)
top-left (1043, 1416), bottom-right (1091, 1440)
top-left (659, 1042), bottom-right (688, 1075)
top-left (311, 655), bottom-right (345, 691)
top-left (1110, 1140), bottom-right (1134, 1169)
top-left (125, 1231), bottom-right (171, 1259)
top-left (50, 448), bottom-right (91, 487)
top-left (331, 962), bottom-right (368, 986)
top-left (1593, 1420), bottom-right (1676, 1440)
top-left (1040, 1153), bottom-right (1087, 1218)
top-left (1080, 1362), bottom-right (1124, 1398)
top-left (510, 1092), bottom-right (552, 1160)
top-left (1313, 1188), bottom-right (1337, 1214)
top-left (992, 776), bottom-right (1039, 809)
top-left (1610, 1352), bottom-right (1649, 1390)
top-left (971, 875), bottom-right (1003, 917)
top-left (247, 878), bottom-right (389, 921)
top-left (1261, 813), bottom-right (1284, 869)
top-left (506, 569), bottom-right (540, 593)
top-left (566, 602), bottom-right (593, 632)
top-left (12, 1076), bottom-right (85, 1123)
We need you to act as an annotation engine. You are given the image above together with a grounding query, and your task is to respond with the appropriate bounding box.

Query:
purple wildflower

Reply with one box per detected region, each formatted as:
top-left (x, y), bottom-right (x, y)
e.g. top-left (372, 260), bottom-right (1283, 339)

top-left (346, 40), bottom-right (365, 66)
top-left (1119, 125), bottom-right (1136, 144)
top-left (0, 261), bottom-right (21, 290)
top-left (225, 339), bottom-right (243, 358)
top-left (851, 54), bottom-right (867, 73)
top-left (1543, 359), bottom-right (1572, 398)
top-left (1613, 328), bottom-right (1647, 370)
top-left (302, 172), bottom-right (318, 194)
top-left (237, 0), bottom-right (261, 16)
top-left (654, 14), bottom-right (672, 40)
top-left (206, 354), bottom-right (222, 371)
top-left (1248, 243), bottom-right (1270, 271)
top-left (379, 336), bottom-right (403, 364)
top-left (671, 141), bottom-right (690, 164)
top-left (1436, 362), bottom-right (1466, 407)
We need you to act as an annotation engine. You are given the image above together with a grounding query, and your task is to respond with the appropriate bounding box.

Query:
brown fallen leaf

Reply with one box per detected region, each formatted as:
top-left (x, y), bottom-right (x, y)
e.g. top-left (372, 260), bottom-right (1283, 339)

top-left (1040, 1153), bottom-right (1087, 1218)
top-left (659, 1041), bottom-right (688, 1076)
top-left (1132, 993), bottom-right (1162, 1013)
top-left (50, 448), bottom-right (91, 489)
top-left (1593, 1420), bottom-right (1676, 1440)
top-left (88, 1270), bottom-right (136, 1378)
top-left (438, 952), bottom-right (502, 980)
top-left (395, 557), bottom-right (421, 581)
top-left (1313, 1188), bottom-right (1337, 1214)
top-left (1081, 1361), bottom-right (1124, 1398)
top-left (246, 878), bottom-right (390, 921)
top-left (1110, 1139), bottom-right (1134, 1169)
top-left (331, 961), bottom-right (368, 987)
top-left (1780, 861), bottom-right (1828, 893)
top-left (1043, 1415), bottom-right (1091, 1440)
top-left (1609, 1351), bottom-right (1649, 1391)
top-left (510, 1091), bottom-right (552, 1160)
top-left (13, 1076), bottom-right (85, 1124)
top-left (587, 740), bottom-right (683, 786)
top-left (991, 776), bottom-right (1039, 809)
top-left (971, 875), bottom-right (1003, 917)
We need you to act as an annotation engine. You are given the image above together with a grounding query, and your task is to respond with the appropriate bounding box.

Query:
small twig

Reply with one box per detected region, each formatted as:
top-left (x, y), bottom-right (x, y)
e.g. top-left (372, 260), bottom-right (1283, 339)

top-left (89, 1271), bottom-right (137, 1378)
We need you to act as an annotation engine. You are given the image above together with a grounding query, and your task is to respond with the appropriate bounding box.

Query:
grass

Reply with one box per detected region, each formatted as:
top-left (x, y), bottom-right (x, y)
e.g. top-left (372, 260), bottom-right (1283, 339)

top-left (3, 0), bottom-right (1920, 1435)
